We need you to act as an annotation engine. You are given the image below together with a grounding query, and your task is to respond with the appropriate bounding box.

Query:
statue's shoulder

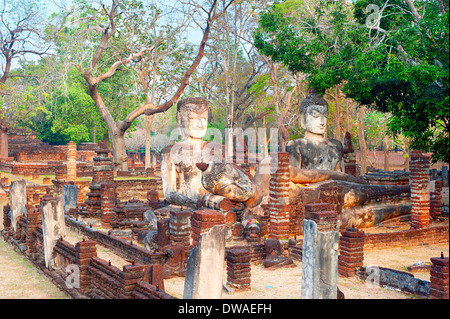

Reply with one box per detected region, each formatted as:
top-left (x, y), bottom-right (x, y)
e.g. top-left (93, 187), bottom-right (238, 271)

top-left (327, 138), bottom-right (344, 150)
top-left (161, 141), bottom-right (191, 155)
top-left (287, 138), bottom-right (307, 149)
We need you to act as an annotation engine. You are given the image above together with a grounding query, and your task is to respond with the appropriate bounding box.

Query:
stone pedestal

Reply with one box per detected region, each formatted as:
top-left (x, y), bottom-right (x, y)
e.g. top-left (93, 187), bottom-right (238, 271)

top-left (430, 255), bottom-right (449, 299)
top-left (268, 152), bottom-right (290, 241)
top-left (338, 228), bottom-right (365, 277)
top-left (409, 151), bottom-right (431, 229)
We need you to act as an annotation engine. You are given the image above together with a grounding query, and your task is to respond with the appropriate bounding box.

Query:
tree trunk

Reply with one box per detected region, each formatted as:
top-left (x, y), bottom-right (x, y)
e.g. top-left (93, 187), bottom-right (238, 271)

top-left (358, 105), bottom-right (368, 175)
top-left (145, 115), bottom-right (152, 169)
top-left (383, 113), bottom-right (389, 171)
top-left (111, 131), bottom-right (128, 171)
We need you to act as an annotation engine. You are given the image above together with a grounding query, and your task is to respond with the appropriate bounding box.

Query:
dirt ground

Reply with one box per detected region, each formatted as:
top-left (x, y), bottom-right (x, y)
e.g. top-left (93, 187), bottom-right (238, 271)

top-left (0, 151), bottom-right (448, 299)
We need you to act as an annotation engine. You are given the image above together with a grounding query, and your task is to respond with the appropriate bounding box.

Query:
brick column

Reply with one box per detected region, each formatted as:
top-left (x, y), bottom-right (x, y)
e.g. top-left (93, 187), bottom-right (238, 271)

top-left (75, 239), bottom-right (97, 294)
top-left (343, 132), bottom-right (357, 176)
top-left (191, 209), bottom-right (225, 247)
top-left (169, 208), bottom-right (192, 250)
top-left (67, 141), bottom-right (77, 181)
top-left (226, 247), bottom-right (251, 291)
top-left (268, 152), bottom-right (290, 241)
top-left (100, 182), bottom-right (116, 228)
top-left (430, 254), bottom-right (449, 299)
top-left (409, 150), bottom-right (431, 229)
top-left (430, 180), bottom-right (443, 219)
top-left (25, 212), bottom-right (42, 254)
top-left (338, 227), bottom-right (365, 277)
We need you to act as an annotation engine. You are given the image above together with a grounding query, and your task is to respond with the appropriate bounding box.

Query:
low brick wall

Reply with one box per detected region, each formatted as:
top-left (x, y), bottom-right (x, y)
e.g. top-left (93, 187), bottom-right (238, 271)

top-left (65, 217), bottom-right (165, 265)
top-left (364, 225), bottom-right (449, 250)
top-left (115, 178), bottom-right (163, 201)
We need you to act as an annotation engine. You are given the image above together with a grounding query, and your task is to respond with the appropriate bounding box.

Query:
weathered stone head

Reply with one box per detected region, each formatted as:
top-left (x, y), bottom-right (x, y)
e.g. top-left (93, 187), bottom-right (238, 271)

top-left (300, 88), bottom-right (329, 137)
top-left (176, 97), bottom-right (209, 140)
top-left (197, 162), bottom-right (254, 202)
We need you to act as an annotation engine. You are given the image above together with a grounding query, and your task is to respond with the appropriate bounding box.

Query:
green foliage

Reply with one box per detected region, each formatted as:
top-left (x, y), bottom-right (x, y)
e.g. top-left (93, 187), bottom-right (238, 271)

top-left (254, 0), bottom-right (449, 163)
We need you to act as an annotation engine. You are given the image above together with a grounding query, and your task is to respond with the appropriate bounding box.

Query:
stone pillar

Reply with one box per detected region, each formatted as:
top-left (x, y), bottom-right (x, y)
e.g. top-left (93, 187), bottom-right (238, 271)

top-left (268, 152), bottom-right (290, 241)
top-left (183, 224), bottom-right (227, 299)
top-left (100, 182), bottom-right (116, 228)
top-left (301, 203), bottom-right (339, 299)
top-left (75, 239), bottom-right (97, 294)
top-left (338, 227), bottom-right (365, 277)
top-left (9, 180), bottom-right (27, 232)
top-left (191, 209), bottom-right (225, 247)
top-left (63, 183), bottom-right (78, 213)
top-left (226, 246), bottom-right (251, 292)
top-left (409, 150), bottom-right (431, 229)
top-left (430, 254), bottom-right (449, 299)
top-left (67, 141), bottom-right (77, 181)
top-left (41, 196), bottom-right (66, 269)
top-left (169, 207), bottom-right (192, 251)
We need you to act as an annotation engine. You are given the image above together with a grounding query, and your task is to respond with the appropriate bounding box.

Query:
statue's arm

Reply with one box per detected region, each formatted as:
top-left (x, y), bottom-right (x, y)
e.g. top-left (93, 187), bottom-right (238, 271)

top-left (289, 166), bottom-right (367, 184)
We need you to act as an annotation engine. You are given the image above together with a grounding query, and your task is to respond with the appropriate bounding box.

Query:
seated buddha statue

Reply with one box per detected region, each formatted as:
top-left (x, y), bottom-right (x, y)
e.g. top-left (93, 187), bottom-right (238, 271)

top-left (160, 97), bottom-right (222, 208)
top-left (286, 88), bottom-right (343, 171)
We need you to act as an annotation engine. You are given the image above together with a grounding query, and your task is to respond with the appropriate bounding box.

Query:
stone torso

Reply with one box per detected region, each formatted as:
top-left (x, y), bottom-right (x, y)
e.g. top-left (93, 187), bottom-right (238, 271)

top-left (287, 138), bottom-right (343, 171)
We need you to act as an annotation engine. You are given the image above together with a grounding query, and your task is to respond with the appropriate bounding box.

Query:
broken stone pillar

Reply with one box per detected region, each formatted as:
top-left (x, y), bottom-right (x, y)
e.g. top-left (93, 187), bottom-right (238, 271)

top-left (268, 152), bottom-right (290, 241)
top-left (301, 204), bottom-right (339, 299)
top-left (41, 196), bottom-right (66, 269)
top-left (63, 182), bottom-right (78, 213)
top-left (338, 227), bottom-right (365, 277)
top-left (409, 150), bottom-right (431, 229)
top-left (183, 224), bottom-right (227, 299)
top-left (430, 254), bottom-right (449, 299)
top-left (67, 141), bottom-right (77, 181)
top-left (9, 180), bottom-right (27, 232)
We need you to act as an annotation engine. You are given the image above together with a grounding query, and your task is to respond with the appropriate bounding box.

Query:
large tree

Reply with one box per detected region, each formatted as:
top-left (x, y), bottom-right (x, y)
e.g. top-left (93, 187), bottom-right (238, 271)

top-left (52, 0), bottom-right (236, 170)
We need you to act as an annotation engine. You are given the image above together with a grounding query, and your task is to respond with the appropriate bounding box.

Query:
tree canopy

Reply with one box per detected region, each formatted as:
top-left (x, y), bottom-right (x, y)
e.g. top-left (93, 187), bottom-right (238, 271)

top-left (254, 0), bottom-right (449, 163)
